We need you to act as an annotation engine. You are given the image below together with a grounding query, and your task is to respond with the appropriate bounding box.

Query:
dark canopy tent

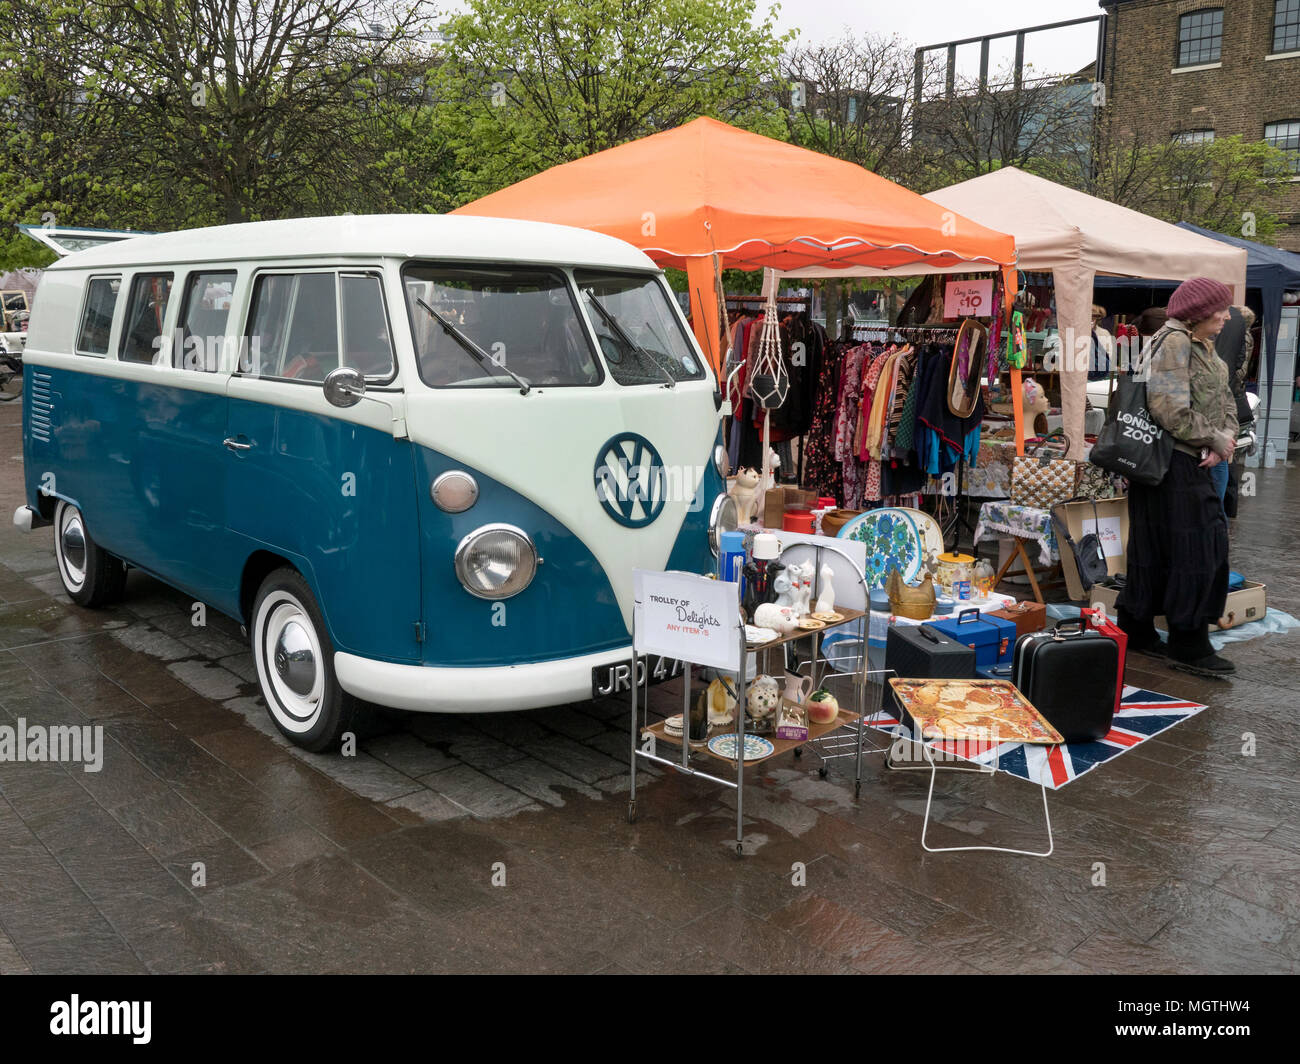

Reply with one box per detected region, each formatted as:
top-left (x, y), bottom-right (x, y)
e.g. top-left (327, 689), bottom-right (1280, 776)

top-left (1096, 223), bottom-right (1300, 449)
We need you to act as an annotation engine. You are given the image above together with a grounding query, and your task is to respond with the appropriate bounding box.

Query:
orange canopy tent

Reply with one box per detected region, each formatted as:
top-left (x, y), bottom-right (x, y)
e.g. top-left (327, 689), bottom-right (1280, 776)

top-left (454, 117), bottom-right (1024, 441)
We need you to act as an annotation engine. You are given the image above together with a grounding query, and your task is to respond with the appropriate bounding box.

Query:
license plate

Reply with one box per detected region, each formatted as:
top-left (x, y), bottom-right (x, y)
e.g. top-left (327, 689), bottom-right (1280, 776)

top-left (591, 655), bottom-right (684, 699)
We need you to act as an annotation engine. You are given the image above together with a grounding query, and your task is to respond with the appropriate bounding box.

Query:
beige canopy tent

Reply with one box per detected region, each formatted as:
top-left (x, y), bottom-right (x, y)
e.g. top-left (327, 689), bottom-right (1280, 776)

top-left (783, 167), bottom-right (1248, 458)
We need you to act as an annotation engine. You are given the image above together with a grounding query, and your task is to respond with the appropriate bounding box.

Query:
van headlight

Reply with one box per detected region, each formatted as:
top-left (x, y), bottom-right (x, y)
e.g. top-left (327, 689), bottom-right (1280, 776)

top-left (454, 524), bottom-right (538, 599)
top-left (708, 494), bottom-right (739, 557)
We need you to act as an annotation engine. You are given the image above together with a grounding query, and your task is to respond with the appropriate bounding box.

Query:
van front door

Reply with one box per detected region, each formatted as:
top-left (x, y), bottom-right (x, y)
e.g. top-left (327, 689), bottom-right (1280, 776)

top-left (225, 269), bottom-right (422, 663)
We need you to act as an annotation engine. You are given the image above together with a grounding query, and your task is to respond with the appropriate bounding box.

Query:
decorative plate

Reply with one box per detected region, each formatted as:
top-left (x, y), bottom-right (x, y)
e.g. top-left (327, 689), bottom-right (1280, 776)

top-left (895, 507), bottom-right (945, 573)
top-left (745, 625), bottom-right (778, 646)
top-left (836, 507), bottom-right (922, 590)
top-left (708, 733), bottom-right (776, 761)
top-left (797, 617), bottom-right (826, 630)
top-left (812, 610), bottom-right (845, 623)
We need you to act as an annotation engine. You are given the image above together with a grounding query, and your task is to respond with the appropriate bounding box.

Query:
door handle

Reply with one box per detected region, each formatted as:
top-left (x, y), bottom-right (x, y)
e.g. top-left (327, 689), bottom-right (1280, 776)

top-left (223, 437), bottom-right (252, 452)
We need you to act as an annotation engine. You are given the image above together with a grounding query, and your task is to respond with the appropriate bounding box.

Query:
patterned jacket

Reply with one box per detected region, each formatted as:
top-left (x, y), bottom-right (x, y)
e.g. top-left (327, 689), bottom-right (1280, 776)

top-left (1146, 318), bottom-right (1237, 459)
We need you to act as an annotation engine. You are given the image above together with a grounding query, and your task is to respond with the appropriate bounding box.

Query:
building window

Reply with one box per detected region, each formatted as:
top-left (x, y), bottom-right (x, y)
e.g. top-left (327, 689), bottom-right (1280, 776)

top-left (1177, 9), bottom-right (1223, 66)
top-left (1265, 120), bottom-right (1300, 172)
top-left (1276, 0), bottom-right (1300, 53)
top-left (1174, 129), bottom-right (1215, 145)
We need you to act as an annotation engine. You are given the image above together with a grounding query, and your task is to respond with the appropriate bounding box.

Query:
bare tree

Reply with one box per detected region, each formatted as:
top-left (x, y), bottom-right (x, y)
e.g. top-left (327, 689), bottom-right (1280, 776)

top-left (48, 0), bottom-right (444, 225)
top-left (780, 33), bottom-right (921, 181)
top-left (912, 63), bottom-right (1095, 189)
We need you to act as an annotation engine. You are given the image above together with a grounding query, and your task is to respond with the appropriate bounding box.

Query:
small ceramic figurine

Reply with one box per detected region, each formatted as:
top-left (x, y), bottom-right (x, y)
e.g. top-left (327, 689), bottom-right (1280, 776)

top-left (771, 567), bottom-right (795, 609)
top-left (753, 602), bottom-right (798, 634)
top-left (703, 677), bottom-right (736, 726)
top-left (814, 563), bottom-right (835, 615)
top-left (746, 675), bottom-right (780, 721)
top-left (790, 560), bottom-right (815, 616)
top-left (728, 468), bottom-right (761, 524)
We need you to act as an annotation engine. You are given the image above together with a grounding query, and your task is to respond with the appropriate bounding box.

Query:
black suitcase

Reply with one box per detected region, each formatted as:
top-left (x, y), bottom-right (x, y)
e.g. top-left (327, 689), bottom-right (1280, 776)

top-left (1013, 619), bottom-right (1119, 743)
top-left (885, 624), bottom-right (977, 731)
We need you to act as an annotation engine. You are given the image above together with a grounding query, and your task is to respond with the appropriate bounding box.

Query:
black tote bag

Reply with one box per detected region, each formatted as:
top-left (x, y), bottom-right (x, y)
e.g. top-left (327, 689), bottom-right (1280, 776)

top-left (1089, 339), bottom-right (1175, 487)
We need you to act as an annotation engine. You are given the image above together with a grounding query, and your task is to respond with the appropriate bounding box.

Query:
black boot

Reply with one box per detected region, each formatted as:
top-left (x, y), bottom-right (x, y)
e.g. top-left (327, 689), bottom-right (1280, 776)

top-left (1117, 607), bottom-right (1165, 656)
top-left (1167, 626), bottom-right (1234, 676)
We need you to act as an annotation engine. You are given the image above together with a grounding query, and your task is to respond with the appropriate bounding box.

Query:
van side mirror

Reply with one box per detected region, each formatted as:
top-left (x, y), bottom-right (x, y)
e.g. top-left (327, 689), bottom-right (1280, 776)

top-left (323, 366), bottom-right (366, 408)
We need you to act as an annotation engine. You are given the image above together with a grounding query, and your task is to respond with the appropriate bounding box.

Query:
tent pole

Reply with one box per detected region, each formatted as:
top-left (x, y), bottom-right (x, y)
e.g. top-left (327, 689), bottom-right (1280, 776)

top-left (1003, 265), bottom-right (1025, 456)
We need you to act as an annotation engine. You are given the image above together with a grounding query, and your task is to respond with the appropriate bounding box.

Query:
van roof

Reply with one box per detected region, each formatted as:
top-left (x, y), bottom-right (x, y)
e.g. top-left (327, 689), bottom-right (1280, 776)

top-left (48, 214), bottom-right (660, 272)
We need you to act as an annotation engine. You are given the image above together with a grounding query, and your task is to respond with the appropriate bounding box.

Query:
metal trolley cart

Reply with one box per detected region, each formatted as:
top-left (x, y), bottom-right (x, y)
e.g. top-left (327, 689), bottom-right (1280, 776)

top-left (626, 558), bottom-right (885, 857)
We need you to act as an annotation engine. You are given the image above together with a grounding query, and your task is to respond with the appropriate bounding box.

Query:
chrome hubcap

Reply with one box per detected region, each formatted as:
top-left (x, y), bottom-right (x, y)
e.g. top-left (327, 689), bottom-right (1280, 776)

top-left (273, 619), bottom-right (317, 697)
top-left (61, 519), bottom-right (86, 576)
top-left (257, 593), bottom-right (327, 733)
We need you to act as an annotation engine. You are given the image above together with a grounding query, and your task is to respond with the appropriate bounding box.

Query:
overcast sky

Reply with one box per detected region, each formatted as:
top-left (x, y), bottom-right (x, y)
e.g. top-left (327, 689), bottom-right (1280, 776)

top-left (772, 0), bottom-right (1104, 77)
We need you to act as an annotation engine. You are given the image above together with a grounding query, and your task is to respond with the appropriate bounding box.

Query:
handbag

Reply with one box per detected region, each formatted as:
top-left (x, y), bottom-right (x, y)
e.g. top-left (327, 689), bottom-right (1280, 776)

top-left (1051, 497), bottom-right (1109, 592)
top-left (1010, 431), bottom-right (1077, 510)
top-left (1088, 336), bottom-right (1174, 487)
top-left (1075, 461), bottom-right (1124, 501)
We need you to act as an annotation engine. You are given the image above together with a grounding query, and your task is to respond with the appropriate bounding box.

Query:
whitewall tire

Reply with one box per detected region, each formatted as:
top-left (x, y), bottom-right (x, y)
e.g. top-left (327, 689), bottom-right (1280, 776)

top-left (53, 500), bottom-right (126, 607)
top-left (251, 568), bottom-right (360, 752)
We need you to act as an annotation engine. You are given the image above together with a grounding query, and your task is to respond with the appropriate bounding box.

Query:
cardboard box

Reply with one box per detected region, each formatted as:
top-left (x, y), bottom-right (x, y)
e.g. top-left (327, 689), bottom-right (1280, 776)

top-left (1055, 497), bottom-right (1131, 601)
top-left (1090, 581), bottom-right (1266, 632)
top-left (763, 485), bottom-right (816, 529)
top-left (774, 699), bottom-right (808, 741)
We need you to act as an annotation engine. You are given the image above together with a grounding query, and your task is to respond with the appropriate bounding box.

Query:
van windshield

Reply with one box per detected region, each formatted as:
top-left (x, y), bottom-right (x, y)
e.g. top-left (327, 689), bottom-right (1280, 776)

top-left (403, 264), bottom-right (601, 388)
top-left (573, 270), bottom-right (704, 385)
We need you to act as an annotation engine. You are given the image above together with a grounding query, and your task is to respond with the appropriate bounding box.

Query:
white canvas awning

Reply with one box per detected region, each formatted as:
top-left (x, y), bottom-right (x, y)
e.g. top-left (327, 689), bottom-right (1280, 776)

top-left (780, 168), bottom-right (1249, 458)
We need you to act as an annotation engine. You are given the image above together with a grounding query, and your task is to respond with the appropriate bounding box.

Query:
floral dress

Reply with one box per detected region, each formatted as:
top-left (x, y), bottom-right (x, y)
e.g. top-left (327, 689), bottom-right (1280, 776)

top-left (803, 342), bottom-right (844, 501)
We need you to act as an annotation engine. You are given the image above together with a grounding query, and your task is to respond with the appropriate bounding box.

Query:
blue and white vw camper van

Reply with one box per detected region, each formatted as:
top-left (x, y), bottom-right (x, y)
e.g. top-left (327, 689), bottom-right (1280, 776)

top-left (16, 216), bottom-right (735, 750)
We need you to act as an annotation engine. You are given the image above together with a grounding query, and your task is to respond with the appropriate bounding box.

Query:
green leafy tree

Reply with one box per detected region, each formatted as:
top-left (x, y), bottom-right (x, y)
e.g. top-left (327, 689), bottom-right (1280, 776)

top-left (1091, 121), bottom-right (1293, 241)
top-left (434, 0), bottom-right (794, 200)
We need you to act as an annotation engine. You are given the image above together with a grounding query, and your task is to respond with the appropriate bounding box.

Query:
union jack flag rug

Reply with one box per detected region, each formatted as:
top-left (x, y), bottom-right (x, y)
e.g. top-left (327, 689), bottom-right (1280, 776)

top-left (863, 686), bottom-right (1207, 791)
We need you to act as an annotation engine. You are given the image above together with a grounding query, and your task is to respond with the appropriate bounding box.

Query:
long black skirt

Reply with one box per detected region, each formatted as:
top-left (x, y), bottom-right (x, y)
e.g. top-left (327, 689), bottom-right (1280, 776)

top-left (1117, 450), bottom-right (1228, 631)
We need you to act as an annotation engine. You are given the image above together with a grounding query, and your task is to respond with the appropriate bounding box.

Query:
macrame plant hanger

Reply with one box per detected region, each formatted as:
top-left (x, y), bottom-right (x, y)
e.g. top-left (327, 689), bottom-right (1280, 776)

top-left (749, 283), bottom-right (789, 520)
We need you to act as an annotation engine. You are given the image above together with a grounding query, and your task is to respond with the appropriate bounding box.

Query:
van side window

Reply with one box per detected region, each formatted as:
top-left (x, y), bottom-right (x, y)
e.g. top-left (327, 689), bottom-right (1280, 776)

top-left (119, 273), bottom-right (174, 364)
top-left (340, 273), bottom-right (394, 379)
top-left (176, 271), bottom-right (236, 372)
top-left (243, 272), bottom-right (339, 382)
top-left (75, 276), bottom-right (121, 356)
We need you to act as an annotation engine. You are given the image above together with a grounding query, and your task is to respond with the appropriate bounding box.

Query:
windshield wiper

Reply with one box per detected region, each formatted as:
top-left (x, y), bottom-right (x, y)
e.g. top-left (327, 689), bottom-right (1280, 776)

top-left (414, 296), bottom-right (531, 395)
top-left (583, 290), bottom-right (675, 389)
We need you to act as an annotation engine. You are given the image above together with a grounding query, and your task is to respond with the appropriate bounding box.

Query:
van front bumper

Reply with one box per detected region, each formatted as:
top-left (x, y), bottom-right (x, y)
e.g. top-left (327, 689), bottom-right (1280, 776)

top-left (334, 646), bottom-right (633, 713)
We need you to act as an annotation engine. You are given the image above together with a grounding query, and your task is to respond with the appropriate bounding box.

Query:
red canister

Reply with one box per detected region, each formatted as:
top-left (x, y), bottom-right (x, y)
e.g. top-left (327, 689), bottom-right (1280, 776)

top-left (782, 509), bottom-right (814, 533)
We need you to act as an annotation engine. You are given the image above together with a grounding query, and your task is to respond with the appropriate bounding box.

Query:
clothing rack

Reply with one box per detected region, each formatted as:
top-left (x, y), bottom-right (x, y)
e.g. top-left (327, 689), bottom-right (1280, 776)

top-left (850, 323), bottom-right (962, 343)
top-left (847, 324), bottom-right (978, 548)
top-left (726, 294), bottom-right (810, 311)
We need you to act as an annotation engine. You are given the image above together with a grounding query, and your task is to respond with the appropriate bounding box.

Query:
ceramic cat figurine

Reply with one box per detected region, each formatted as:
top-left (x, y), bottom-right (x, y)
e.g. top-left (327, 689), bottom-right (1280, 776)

top-left (753, 602), bottom-right (798, 634)
top-left (814, 563), bottom-right (835, 614)
top-left (771, 567), bottom-right (795, 609)
top-left (728, 468), bottom-right (761, 524)
top-left (790, 560), bottom-right (815, 616)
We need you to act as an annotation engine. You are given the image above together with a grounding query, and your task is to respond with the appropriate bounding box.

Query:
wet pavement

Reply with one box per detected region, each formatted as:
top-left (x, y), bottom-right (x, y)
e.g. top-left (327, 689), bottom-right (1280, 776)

top-left (1, 399), bottom-right (1298, 974)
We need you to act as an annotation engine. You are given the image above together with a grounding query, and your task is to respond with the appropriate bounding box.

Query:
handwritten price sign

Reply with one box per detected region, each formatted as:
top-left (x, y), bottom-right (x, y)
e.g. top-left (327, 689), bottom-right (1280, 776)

top-left (944, 279), bottom-right (993, 319)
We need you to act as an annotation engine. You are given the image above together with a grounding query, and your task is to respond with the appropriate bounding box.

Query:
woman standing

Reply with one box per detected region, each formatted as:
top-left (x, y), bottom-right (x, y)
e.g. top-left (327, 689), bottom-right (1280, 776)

top-left (1117, 278), bottom-right (1237, 675)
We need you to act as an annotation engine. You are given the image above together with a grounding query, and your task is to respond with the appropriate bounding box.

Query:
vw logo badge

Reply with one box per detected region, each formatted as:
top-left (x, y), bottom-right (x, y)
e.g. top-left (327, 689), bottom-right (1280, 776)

top-left (594, 433), bottom-right (667, 527)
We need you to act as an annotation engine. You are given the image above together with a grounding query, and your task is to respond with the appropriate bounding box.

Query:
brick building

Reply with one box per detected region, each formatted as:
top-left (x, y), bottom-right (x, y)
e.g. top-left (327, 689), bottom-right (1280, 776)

top-left (1099, 0), bottom-right (1300, 249)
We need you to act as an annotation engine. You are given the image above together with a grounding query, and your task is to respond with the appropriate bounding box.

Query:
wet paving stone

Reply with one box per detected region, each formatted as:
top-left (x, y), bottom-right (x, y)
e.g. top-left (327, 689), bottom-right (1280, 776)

top-left (3, 418), bottom-right (1299, 972)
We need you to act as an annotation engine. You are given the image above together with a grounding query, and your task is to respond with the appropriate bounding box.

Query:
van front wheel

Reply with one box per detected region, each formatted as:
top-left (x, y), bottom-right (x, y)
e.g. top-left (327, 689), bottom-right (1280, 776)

top-left (53, 500), bottom-right (126, 607)
top-left (251, 568), bottom-right (360, 752)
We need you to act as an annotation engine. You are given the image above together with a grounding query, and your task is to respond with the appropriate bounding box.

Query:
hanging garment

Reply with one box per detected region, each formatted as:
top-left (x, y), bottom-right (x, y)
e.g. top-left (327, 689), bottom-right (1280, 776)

top-left (917, 344), bottom-right (985, 476)
top-left (803, 339), bottom-right (845, 501)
